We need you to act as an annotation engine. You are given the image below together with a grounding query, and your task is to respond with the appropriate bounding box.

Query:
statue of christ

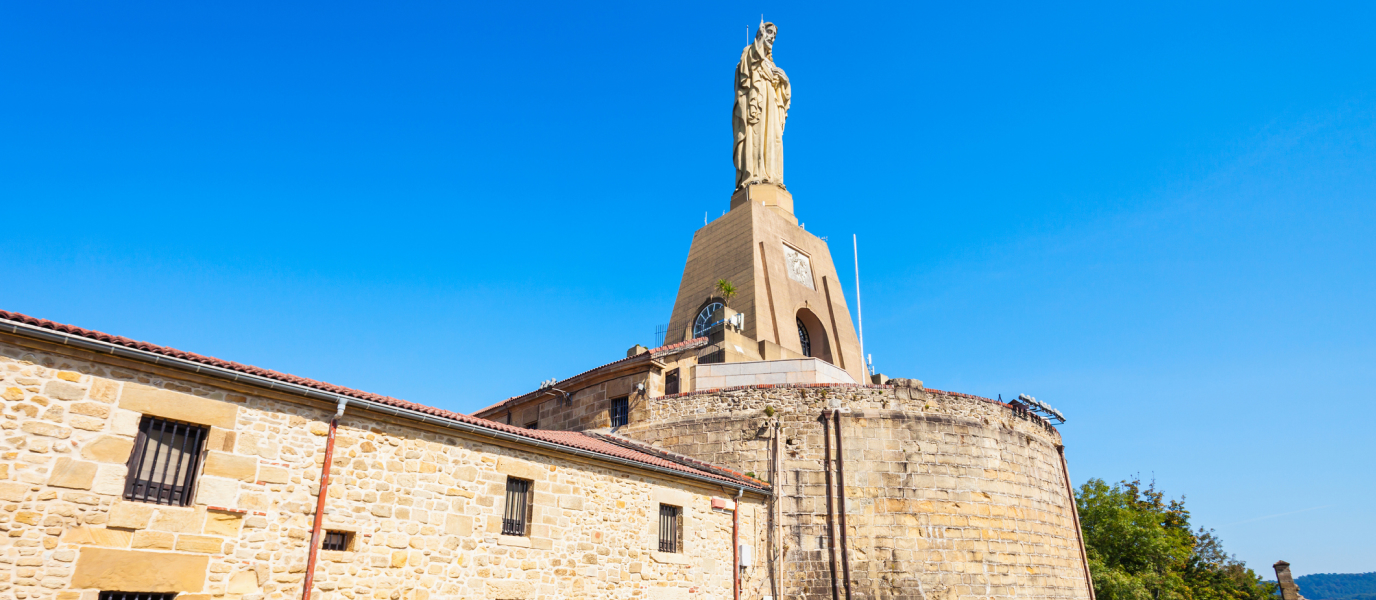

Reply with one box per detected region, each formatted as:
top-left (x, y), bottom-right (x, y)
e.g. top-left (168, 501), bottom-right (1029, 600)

top-left (733, 21), bottom-right (790, 191)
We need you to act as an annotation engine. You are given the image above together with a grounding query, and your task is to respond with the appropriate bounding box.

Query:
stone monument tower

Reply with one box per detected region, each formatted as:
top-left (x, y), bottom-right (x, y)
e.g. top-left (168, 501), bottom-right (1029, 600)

top-left (664, 21), bottom-right (867, 383)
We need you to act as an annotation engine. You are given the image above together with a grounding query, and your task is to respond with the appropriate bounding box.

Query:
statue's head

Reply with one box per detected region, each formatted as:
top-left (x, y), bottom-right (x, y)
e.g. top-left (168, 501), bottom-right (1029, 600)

top-left (755, 22), bottom-right (778, 53)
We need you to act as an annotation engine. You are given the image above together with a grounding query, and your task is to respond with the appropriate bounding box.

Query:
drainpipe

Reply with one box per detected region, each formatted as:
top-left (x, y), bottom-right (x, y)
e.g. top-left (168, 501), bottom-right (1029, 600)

top-left (833, 410), bottom-right (854, 600)
top-left (772, 421), bottom-right (783, 600)
top-left (302, 399), bottom-right (347, 600)
top-left (1057, 445), bottom-right (1096, 600)
top-left (821, 412), bottom-right (841, 600)
top-left (734, 486), bottom-right (744, 600)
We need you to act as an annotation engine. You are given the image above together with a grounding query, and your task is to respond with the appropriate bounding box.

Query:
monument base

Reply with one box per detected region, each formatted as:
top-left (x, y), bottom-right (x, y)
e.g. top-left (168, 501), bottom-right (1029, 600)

top-left (729, 183), bottom-right (795, 222)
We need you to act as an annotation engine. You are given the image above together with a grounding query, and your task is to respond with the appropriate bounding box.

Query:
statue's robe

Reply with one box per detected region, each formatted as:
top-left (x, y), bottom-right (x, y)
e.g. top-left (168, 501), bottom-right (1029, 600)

top-left (733, 36), bottom-right (790, 190)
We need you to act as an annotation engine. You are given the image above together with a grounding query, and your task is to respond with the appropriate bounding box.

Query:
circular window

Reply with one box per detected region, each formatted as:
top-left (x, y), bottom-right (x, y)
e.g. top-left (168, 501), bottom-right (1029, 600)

top-left (692, 302), bottom-right (724, 339)
top-left (797, 318), bottom-right (811, 357)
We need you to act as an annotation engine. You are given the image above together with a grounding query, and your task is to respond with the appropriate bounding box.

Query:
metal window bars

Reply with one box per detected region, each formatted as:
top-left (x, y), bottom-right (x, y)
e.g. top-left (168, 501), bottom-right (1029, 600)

top-left (123, 417), bottom-right (208, 506)
top-left (797, 318), bottom-right (812, 357)
top-left (658, 504), bottom-right (681, 553)
top-left (322, 531), bottom-right (350, 551)
top-left (610, 397), bottom-right (629, 427)
top-left (99, 592), bottom-right (177, 600)
top-left (502, 478), bottom-right (531, 536)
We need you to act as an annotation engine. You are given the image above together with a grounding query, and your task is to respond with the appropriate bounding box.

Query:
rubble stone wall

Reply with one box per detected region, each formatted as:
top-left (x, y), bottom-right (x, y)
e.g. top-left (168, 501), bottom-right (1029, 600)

top-left (620, 383), bottom-right (1091, 600)
top-left (0, 335), bottom-right (769, 600)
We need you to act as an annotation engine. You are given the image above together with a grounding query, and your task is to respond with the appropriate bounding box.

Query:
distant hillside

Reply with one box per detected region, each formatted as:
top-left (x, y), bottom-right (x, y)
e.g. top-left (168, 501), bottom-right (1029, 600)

top-left (1295, 572), bottom-right (1376, 600)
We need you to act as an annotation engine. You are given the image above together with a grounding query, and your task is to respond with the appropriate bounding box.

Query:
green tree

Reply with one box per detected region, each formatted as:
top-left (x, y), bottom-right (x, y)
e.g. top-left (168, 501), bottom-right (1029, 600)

top-left (715, 279), bottom-right (738, 308)
top-left (1077, 478), bottom-right (1277, 600)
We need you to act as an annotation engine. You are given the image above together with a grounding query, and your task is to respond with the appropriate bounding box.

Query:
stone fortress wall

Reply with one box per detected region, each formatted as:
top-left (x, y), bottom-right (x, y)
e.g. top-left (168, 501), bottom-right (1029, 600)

top-left (0, 334), bottom-right (771, 600)
top-left (619, 381), bottom-right (1093, 600)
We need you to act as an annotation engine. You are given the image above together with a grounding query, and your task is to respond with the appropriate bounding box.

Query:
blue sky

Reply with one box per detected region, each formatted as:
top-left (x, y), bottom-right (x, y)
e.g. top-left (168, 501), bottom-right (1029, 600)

top-left (3, 1), bottom-right (1373, 576)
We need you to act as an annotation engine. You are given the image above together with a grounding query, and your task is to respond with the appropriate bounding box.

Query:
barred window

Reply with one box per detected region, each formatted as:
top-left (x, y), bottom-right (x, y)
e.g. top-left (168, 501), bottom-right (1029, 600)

top-left (610, 396), bottom-right (629, 428)
top-left (664, 369), bottom-right (679, 395)
top-left (658, 504), bottom-right (682, 553)
top-left (502, 477), bottom-right (533, 536)
top-left (322, 530), bottom-right (353, 551)
top-left (524, 420), bottom-right (538, 430)
top-left (100, 593), bottom-right (176, 600)
top-left (124, 416), bottom-right (208, 506)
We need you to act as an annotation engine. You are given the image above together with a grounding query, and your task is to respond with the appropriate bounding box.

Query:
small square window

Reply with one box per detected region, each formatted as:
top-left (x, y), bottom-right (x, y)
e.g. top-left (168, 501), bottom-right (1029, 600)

top-left (658, 504), bottom-right (683, 553)
top-left (524, 420), bottom-right (538, 430)
top-left (502, 477), bottom-right (533, 536)
top-left (124, 416), bottom-right (209, 506)
top-left (322, 530), bottom-right (353, 551)
top-left (610, 396), bottom-right (629, 428)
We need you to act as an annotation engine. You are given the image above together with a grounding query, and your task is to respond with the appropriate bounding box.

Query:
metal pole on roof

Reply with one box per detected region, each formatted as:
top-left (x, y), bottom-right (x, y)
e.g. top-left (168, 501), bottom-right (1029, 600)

top-left (853, 234), bottom-right (865, 377)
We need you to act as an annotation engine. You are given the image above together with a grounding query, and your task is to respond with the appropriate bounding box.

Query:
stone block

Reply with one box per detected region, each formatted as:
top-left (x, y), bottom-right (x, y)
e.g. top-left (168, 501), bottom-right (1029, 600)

top-left (194, 476), bottom-right (239, 507)
top-left (131, 530), bottom-right (174, 549)
top-left (108, 501), bottom-right (155, 529)
top-left (110, 409), bottom-right (141, 436)
top-left (496, 456), bottom-right (545, 481)
top-left (0, 481), bottom-right (31, 501)
top-left (80, 436), bottom-right (135, 463)
top-left (204, 510), bottom-right (244, 536)
top-left (206, 427), bottom-right (235, 452)
top-left (228, 570), bottom-right (259, 594)
top-left (150, 506), bottom-right (206, 533)
top-left (486, 580), bottom-right (533, 599)
top-left (63, 527), bottom-right (133, 547)
top-left (445, 514), bottom-right (472, 536)
top-left (175, 534), bottom-right (224, 554)
top-left (89, 379), bottom-right (120, 403)
top-left (119, 383), bottom-right (239, 429)
top-left (44, 381), bottom-right (87, 401)
top-left (22, 421), bottom-right (71, 439)
top-left (258, 465), bottom-right (289, 484)
top-left (72, 547), bottom-right (208, 592)
top-left (71, 402), bottom-right (111, 418)
top-left (559, 495), bottom-right (584, 510)
top-left (204, 451), bottom-right (257, 482)
top-left (91, 464), bottom-right (129, 495)
top-left (48, 457), bottom-right (98, 490)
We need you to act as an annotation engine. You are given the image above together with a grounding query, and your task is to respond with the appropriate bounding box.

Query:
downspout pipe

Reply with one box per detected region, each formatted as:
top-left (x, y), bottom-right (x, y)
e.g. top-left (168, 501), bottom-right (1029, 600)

top-left (821, 412), bottom-right (841, 600)
top-left (301, 399), bottom-right (347, 600)
top-left (833, 410), bottom-right (854, 600)
top-left (734, 486), bottom-right (744, 600)
top-left (1057, 445), bottom-right (1096, 600)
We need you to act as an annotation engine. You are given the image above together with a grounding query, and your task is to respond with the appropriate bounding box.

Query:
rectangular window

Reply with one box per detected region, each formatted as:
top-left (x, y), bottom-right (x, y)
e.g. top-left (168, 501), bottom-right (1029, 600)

top-left (524, 420), bottom-right (538, 430)
top-left (502, 477), bottom-right (533, 536)
top-left (664, 369), bottom-right (679, 395)
top-left (124, 416), bottom-right (209, 506)
top-left (610, 396), bottom-right (629, 427)
top-left (100, 593), bottom-right (176, 600)
top-left (658, 504), bottom-right (682, 553)
top-left (322, 530), bottom-right (353, 551)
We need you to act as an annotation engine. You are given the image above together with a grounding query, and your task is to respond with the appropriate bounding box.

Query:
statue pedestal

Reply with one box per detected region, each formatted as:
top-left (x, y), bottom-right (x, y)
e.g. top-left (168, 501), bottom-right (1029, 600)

top-left (730, 184), bottom-right (795, 223)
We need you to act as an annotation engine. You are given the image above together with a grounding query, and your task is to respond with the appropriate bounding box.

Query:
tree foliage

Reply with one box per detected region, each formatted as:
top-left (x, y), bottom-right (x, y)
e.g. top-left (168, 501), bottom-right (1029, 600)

top-left (1077, 478), bottom-right (1277, 600)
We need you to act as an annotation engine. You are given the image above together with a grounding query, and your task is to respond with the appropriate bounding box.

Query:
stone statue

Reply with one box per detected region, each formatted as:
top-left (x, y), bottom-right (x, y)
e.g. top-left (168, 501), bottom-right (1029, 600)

top-left (733, 22), bottom-right (790, 191)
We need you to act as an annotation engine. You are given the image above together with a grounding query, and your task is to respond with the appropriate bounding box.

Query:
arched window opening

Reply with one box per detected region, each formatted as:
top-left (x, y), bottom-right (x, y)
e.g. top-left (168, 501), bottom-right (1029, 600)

top-left (795, 308), bottom-right (833, 365)
top-left (797, 318), bottom-right (812, 357)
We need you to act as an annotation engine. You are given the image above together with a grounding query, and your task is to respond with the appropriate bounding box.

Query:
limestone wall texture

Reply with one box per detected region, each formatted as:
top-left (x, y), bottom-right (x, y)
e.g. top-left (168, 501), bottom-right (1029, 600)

top-left (0, 335), bottom-right (769, 600)
top-left (619, 382), bottom-right (1092, 600)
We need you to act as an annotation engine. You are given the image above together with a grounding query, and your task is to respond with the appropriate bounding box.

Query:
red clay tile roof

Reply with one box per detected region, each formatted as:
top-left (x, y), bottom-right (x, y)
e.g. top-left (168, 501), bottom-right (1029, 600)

top-left (0, 310), bottom-right (766, 491)
top-left (472, 337), bottom-right (710, 416)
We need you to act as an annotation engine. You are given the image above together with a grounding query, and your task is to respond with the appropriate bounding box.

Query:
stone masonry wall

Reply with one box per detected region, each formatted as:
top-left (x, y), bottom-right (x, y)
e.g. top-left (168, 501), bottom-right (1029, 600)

top-left (619, 383), bottom-right (1091, 600)
top-left (0, 335), bottom-right (769, 600)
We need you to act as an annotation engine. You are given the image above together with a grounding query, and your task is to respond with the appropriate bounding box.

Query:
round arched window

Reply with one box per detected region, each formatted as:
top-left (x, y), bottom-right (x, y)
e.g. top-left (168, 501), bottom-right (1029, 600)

top-left (797, 318), bottom-right (811, 357)
top-left (693, 302), bottom-right (724, 339)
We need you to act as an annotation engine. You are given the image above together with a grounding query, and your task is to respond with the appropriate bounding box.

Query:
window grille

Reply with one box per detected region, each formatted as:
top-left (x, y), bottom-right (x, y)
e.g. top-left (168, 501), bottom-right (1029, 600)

top-left (610, 397), bottom-right (629, 427)
top-left (664, 369), bottom-right (679, 395)
top-left (797, 318), bottom-right (812, 357)
top-left (658, 504), bottom-right (682, 553)
top-left (524, 420), bottom-right (538, 430)
top-left (322, 530), bottom-right (352, 551)
top-left (99, 593), bottom-right (176, 600)
top-left (502, 477), bottom-right (532, 536)
top-left (124, 416), bottom-right (208, 506)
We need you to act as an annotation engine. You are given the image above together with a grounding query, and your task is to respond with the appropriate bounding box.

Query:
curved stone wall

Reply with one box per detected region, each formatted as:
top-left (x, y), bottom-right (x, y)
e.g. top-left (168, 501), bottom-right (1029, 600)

top-left (620, 382), bottom-right (1092, 600)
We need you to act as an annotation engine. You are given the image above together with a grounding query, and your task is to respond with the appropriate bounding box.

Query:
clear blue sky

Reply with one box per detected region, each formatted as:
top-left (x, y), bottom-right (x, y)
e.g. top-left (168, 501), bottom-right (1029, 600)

top-left (3, 1), bottom-right (1372, 577)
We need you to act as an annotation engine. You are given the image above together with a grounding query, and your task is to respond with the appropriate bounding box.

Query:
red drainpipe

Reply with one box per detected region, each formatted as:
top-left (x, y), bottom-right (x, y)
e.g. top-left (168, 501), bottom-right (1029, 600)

top-left (733, 486), bottom-right (743, 600)
top-left (301, 400), bottom-right (346, 600)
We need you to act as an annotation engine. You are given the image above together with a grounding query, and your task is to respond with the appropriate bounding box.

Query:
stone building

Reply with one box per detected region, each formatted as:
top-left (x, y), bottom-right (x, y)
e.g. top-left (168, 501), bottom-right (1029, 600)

top-left (0, 311), bottom-right (773, 600)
